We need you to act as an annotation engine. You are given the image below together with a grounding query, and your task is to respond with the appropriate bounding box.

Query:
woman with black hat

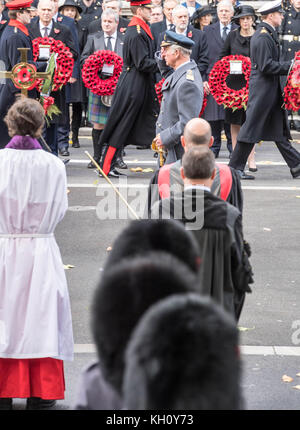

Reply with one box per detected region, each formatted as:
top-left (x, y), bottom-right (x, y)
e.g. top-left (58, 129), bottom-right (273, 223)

top-left (190, 5), bottom-right (213, 30)
top-left (219, 5), bottom-right (258, 171)
top-left (59, 0), bottom-right (86, 149)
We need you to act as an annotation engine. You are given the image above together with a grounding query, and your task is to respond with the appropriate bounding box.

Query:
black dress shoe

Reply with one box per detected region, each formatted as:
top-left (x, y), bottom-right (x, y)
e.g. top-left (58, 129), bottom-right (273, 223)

top-left (0, 398), bottom-right (12, 410)
top-left (237, 170), bottom-right (255, 180)
top-left (136, 146), bottom-right (149, 150)
top-left (249, 167), bottom-right (258, 172)
top-left (87, 159), bottom-right (100, 169)
top-left (72, 138), bottom-right (80, 148)
top-left (26, 397), bottom-right (56, 410)
top-left (60, 149), bottom-right (70, 156)
top-left (291, 163), bottom-right (300, 178)
top-left (115, 158), bottom-right (128, 169)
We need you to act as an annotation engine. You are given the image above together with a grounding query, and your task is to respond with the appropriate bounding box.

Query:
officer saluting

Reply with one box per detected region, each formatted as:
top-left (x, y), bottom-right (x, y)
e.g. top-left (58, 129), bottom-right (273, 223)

top-left (229, 0), bottom-right (300, 180)
top-left (280, 0), bottom-right (300, 131)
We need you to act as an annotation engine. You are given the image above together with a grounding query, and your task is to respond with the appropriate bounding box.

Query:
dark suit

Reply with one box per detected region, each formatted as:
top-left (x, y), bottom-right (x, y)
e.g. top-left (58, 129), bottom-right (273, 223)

top-left (87, 16), bottom-right (129, 35)
top-left (81, 30), bottom-right (124, 62)
top-left (28, 19), bottom-right (77, 155)
top-left (203, 21), bottom-right (238, 157)
top-left (151, 18), bottom-right (167, 49)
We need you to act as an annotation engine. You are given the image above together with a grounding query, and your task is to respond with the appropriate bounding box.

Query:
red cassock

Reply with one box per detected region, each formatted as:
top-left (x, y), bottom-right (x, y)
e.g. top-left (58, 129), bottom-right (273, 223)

top-left (0, 358), bottom-right (65, 399)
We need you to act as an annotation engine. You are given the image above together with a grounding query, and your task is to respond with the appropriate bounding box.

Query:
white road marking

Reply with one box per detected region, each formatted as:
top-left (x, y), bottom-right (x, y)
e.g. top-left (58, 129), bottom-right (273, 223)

top-left (73, 344), bottom-right (300, 356)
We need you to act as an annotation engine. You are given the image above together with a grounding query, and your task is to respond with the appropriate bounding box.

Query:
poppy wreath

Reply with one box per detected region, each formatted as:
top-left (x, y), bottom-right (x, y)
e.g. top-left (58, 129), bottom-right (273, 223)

top-left (82, 50), bottom-right (123, 96)
top-left (208, 55), bottom-right (251, 111)
top-left (155, 77), bottom-right (207, 117)
top-left (32, 37), bottom-right (74, 91)
top-left (284, 51), bottom-right (300, 111)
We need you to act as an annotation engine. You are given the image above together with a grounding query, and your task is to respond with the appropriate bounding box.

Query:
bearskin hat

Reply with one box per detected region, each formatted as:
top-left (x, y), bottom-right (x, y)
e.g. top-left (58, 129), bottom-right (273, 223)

top-left (104, 219), bottom-right (201, 274)
top-left (123, 294), bottom-right (242, 410)
top-left (92, 252), bottom-right (198, 393)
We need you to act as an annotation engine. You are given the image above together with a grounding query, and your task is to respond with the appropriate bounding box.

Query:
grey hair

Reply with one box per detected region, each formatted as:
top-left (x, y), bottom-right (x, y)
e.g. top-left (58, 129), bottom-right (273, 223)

top-left (217, 0), bottom-right (234, 13)
top-left (172, 4), bottom-right (189, 18)
top-left (103, 0), bottom-right (122, 9)
top-left (102, 7), bottom-right (119, 22)
top-left (169, 44), bottom-right (192, 57)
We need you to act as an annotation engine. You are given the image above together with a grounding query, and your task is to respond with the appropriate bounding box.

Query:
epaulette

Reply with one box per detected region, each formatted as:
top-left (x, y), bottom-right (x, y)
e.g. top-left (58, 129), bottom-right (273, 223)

top-left (186, 69), bottom-right (194, 81)
top-left (260, 28), bottom-right (268, 34)
top-left (136, 24), bottom-right (141, 34)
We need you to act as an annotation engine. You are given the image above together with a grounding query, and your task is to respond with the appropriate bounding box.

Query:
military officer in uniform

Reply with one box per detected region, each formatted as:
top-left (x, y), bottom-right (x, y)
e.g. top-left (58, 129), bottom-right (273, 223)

top-left (76, 0), bottom-right (103, 32)
top-left (280, 0), bottom-right (300, 131)
top-left (229, 0), bottom-right (300, 180)
top-left (153, 31), bottom-right (204, 164)
top-left (0, 0), bottom-right (45, 148)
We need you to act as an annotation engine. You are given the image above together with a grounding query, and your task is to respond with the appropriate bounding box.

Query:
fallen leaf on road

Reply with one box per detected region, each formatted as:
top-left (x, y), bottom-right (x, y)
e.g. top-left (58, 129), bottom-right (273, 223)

top-left (296, 373), bottom-right (300, 377)
top-left (238, 326), bottom-right (255, 332)
top-left (296, 196), bottom-right (300, 199)
top-left (142, 168), bottom-right (154, 173)
top-left (263, 228), bottom-right (271, 232)
top-left (106, 246), bottom-right (112, 252)
top-left (67, 189), bottom-right (70, 194)
top-left (130, 167), bottom-right (143, 172)
top-left (282, 375), bottom-right (293, 383)
top-left (63, 264), bottom-right (75, 270)
top-left (293, 385), bottom-right (300, 390)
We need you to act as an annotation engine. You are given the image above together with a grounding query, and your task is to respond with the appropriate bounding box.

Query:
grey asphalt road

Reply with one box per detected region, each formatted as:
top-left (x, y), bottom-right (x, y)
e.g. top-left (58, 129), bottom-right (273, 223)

top-left (12, 131), bottom-right (300, 411)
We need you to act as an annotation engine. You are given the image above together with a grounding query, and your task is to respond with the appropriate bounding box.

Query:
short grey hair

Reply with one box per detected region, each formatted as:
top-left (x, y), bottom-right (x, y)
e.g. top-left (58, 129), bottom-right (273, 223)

top-left (102, 7), bottom-right (119, 22)
top-left (169, 44), bottom-right (192, 58)
top-left (103, 0), bottom-right (122, 9)
top-left (172, 4), bottom-right (189, 18)
top-left (217, 0), bottom-right (234, 13)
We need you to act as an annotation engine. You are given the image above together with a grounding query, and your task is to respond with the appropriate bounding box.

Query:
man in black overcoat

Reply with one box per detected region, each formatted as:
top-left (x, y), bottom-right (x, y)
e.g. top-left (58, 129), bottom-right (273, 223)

top-left (99, 0), bottom-right (159, 177)
top-left (229, 0), bottom-right (300, 179)
top-left (87, 0), bottom-right (129, 35)
top-left (150, 0), bottom-right (177, 49)
top-left (28, 0), bottom-right (78, 155)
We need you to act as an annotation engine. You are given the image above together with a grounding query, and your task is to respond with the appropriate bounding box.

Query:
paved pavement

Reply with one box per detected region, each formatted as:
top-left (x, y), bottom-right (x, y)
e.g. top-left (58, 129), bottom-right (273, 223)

top-left (12, 131), bottom-right (300, 410)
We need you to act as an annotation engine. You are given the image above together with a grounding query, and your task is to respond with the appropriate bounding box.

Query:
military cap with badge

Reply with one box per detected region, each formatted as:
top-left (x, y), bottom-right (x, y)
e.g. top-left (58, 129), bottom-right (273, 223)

top-left (160, 30), bottom-right (195, 49)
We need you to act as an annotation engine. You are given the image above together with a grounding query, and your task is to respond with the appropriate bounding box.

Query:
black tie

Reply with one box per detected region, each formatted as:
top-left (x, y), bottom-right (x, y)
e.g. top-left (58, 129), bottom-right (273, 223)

top-left (106, 36), bottom-right (112, 51)
top-left (222, 26), bottom-right (228, 41)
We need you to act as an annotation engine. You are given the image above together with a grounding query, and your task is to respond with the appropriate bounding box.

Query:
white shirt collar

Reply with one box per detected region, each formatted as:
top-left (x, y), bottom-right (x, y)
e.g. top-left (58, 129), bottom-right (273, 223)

top-left (220, 22), bottom-right (231, 30)
top-left (184, 184), bottom-right (211, 192)
top-left (104, 30), bottom-right (117, 39)
top-left (39, 20), bottom-right (53, 33)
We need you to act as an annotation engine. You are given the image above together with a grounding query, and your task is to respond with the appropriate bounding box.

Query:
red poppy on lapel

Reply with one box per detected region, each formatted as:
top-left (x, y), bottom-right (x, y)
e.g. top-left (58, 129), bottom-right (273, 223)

top-left (187, 31), bottom-right (192, 38)
top-left (54, 28), bottom-right (60, 34)
top-left (57, 16), bottom-right (63, 22)
top-left (0, 20), bottom-right (7, 24)
top-left (119, 27), bottom-right (126, 33)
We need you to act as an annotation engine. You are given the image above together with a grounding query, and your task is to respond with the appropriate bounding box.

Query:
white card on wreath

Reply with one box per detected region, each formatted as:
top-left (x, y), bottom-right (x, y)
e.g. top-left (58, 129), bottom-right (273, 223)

top-left (230, 60), bottom-right (243, 74)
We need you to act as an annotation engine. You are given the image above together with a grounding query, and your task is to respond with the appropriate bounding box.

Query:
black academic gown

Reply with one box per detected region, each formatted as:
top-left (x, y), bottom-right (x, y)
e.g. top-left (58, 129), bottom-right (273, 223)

top-left (100, 21), bottom-right (159, 173)
top-left (151, 188), bottom-right (253, 321)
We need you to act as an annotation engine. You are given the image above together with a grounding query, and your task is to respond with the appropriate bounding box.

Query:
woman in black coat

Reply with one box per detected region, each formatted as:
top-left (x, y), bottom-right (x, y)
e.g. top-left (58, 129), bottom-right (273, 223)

top-left (220, 5), bottom-right (257, 171)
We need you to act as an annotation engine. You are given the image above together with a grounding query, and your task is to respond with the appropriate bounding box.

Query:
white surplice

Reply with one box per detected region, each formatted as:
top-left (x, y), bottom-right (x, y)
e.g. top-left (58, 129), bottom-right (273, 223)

top-left (0, 148), bottom-right (74, 361)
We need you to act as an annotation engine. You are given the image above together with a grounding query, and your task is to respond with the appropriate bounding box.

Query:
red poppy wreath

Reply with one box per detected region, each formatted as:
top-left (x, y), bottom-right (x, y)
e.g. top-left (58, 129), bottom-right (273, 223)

top-left (82, 50), bottom-right (123, 96)
top-left (284, 51), bottom-right (300, 111)
top-left (208, 55), bottom-right (251, 111)
top-left (32, 37), bottom-right (74, 91)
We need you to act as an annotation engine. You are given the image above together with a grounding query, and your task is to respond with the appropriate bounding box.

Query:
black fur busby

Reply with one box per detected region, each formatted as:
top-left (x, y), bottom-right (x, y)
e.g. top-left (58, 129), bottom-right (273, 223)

top-left (104, 219), bottom-right (201, 274)
top-left (123, 294), bottom-right (242, 410)
top-left (92, 252), bottom-right (198, 394)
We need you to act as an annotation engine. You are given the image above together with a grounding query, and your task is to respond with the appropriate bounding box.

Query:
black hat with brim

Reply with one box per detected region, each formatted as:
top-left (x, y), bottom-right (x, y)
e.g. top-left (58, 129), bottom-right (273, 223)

top-left (58, 0), bottom-right (82, 14)
top-left (232, 5), bottom-right (258, 22)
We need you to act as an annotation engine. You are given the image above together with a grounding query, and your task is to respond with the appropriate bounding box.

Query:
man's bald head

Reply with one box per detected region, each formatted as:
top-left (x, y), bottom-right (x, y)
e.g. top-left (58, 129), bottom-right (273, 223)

top-left (182, 118), bottom-right (213, 150)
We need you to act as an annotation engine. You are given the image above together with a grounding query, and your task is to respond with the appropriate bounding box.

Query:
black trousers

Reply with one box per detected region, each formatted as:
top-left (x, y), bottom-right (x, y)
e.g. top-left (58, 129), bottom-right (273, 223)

top-left (210, 120), bottom-right (232, 156)
top-left (229, 139), bottom-right (300, 171)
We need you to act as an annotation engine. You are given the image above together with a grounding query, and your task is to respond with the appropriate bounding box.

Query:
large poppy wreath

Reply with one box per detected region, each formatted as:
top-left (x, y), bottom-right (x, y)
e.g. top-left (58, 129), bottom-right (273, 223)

top-left (82, 50), bottom-right (123, 96)
top-left (32, 37), bottom-right (74, 91)
top-left (155, 78), bottom-right (207, 117)
top-left (284, 51), bottom-right (300, 111)
top-left (208, 55), bottom-right (251, 111)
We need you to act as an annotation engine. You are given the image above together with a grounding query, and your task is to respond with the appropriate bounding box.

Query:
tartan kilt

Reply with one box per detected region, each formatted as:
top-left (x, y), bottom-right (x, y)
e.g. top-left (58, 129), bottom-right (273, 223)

top-left (88, 90), bottom-right (110, 125)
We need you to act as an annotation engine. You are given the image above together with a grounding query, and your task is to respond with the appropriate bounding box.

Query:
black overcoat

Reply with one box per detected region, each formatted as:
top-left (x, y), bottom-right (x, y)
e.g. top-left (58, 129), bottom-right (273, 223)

top-left (238, 22), bottom-right (291, 143)
top-left (99, 23), bottom-right (159, 150)
top-left (0, 23), bottom-right (43, 148)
